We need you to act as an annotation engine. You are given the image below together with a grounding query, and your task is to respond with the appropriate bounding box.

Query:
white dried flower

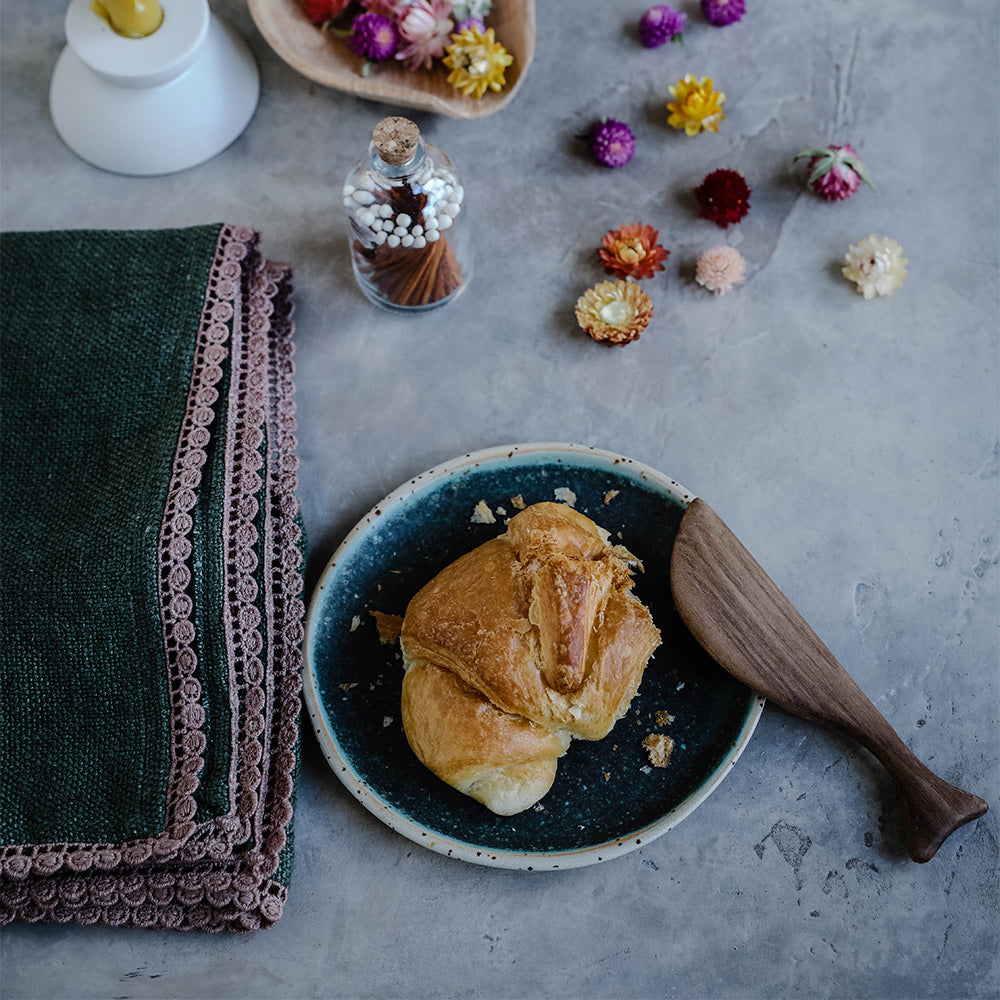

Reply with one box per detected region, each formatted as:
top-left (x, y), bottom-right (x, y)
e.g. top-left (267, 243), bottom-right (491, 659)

top-left (842, 234), bottom-right (907, 299)
top-left (695, 244), bottom-right (747, 295)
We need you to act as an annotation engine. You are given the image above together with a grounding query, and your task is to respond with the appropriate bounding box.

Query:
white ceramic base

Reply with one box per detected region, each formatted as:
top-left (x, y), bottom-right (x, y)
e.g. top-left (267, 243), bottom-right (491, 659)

top-left (50, 9), bottom-right (259, 176)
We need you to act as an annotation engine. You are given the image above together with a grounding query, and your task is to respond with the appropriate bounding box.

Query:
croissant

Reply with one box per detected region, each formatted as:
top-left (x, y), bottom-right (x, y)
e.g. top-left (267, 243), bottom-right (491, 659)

top-left (399, 501), bottom-right (661, 815)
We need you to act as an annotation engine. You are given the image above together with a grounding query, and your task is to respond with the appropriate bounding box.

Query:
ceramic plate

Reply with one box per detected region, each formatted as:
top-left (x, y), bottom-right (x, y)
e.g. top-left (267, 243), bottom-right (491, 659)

top-left (248, 0), bottom-right (535, 121)
top-left (304, 444), bottom-right (764, 869)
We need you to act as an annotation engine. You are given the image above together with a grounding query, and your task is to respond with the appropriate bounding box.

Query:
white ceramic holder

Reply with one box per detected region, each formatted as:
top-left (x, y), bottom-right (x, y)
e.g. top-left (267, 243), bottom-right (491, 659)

top-left (50, 0), bottom-right (260, 176)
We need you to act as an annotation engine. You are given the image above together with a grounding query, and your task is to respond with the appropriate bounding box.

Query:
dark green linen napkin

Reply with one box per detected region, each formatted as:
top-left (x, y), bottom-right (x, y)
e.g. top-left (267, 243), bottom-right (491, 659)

top-left (0, 224), bottom-right (304, 931)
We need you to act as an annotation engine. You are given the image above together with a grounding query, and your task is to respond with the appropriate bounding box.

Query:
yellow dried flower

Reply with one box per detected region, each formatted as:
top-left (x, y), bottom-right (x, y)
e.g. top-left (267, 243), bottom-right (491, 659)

top-left (443, 26), bottom-right (513, 99)
top-left (667, 74), bottom-right (726, 136)
top-left (575, 280), bottom-right (652, 345)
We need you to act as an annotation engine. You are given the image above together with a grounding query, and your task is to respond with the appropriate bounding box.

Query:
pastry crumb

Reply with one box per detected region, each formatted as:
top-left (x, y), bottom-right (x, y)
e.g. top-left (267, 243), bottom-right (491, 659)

top-left (350, 615), bottom-right (361, 632)
top-left (553, 487), bottom-right (577, 506)
top-left (510, 494), bottom-right (526, 510)
top-left (382, 716), bottom-right (393, 728)
top-left (369, 610), bottom-right (403, 644)
top-left (471, 499), bottom-right (496, 524)
top-left (603, 490), bottom-right (619, 504)
top-left (339, 682), bottom-right (358, 692)
top-left (643, 733), bottom-right (675, 768)
top-left (604, 772), bottom-right (611, 781)
top-left (655, 710), bottom-right (675, 726)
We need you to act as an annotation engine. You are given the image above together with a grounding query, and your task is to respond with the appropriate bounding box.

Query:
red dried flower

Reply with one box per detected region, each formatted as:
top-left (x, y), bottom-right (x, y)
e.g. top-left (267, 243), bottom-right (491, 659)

top-left (598, 223), bottom-right (669, 280)
top-left (302, 0), bottom-right (350, 26)
top-left (695, 168), bottom-right (751, 227)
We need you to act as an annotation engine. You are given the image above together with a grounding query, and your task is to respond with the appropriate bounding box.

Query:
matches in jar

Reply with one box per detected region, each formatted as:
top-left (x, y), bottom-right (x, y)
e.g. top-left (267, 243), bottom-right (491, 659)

top-left (344, 117), bottom-right (472, 313)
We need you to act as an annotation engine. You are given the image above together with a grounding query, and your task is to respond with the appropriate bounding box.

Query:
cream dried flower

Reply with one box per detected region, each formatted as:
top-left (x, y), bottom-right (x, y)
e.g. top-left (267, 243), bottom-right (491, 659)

top-left (695, 244), bottom-right (746, 295)
top-left (575, 280), bottom-right (652, 345)
top-left (842, 234), bottom-right (907, 299)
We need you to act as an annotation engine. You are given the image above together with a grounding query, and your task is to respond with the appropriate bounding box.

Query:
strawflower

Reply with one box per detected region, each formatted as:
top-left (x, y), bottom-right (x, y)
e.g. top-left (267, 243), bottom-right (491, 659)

top-left (302, 0), bottom-right (351, 26)
top-left (794, 143), bottom-right (875, 201)
top-left (575, 280), bottom-right (653, 345)
top-left (348, 12), bottom-right (399, 61)
top-left (588, 119), bottom-right (636, 168)
top-left (695, 168), bottom-right (750, 227)
top-left (695, 245), bottom-right (746, 295)
top-left (598, 223), bottom-right (669, 280)
top-left (443, 25), bottom-right (513, 98)
top-left (638, 5), bottom-right (686, 47)
top-left (701, 0), bottom-right (745, 27)
top-left (842, 235), bottom-right (907, 299)
top-left (362, 0), bottom-right (414, 17)
top-left (395, 0), bottom-right (455, 71)
top-left (667, 75), bottom-right (726, 136)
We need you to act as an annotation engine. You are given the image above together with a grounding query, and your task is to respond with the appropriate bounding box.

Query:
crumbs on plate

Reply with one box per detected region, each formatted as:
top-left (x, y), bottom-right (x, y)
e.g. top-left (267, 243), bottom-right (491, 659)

top-left (643, 733), bottom-right (675, 769)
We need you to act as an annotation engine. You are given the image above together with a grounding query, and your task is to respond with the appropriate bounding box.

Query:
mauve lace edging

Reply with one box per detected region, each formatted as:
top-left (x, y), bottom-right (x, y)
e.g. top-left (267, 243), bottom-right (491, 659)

top-left (0, 259), bottom-right (304, 933)
top-left (0, 225), bottom-right (259, 880)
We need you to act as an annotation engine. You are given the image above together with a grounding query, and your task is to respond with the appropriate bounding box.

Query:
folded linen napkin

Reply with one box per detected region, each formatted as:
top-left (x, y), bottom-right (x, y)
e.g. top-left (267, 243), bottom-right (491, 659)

top-left (0, 224), bottom-right (304, 932)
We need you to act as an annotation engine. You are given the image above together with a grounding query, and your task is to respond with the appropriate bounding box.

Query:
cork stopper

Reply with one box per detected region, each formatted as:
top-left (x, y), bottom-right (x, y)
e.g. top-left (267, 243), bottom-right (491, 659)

top-left (372, 116), bottom-right (420, 167)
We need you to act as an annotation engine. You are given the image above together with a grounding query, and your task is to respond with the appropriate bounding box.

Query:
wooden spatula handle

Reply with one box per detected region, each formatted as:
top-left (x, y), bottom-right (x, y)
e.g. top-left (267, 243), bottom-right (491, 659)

top-left (670, 498), bottom-right (988, 862)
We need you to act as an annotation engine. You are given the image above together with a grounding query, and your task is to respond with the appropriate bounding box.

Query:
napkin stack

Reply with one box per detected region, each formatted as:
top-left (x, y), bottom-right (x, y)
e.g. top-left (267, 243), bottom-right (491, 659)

top-left (0, 224), bottom-right (304, 932)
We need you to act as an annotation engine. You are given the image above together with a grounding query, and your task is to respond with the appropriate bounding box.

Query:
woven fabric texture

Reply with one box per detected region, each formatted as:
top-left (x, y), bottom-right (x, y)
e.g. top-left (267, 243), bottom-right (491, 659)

top-left (0, 224), bottom-right (304, 932)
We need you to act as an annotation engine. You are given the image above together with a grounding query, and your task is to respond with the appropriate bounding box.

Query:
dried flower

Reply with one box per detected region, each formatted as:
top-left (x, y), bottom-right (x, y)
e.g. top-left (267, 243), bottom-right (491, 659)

top-left (700, 0), bottom-right (745, 27)
top-left (638, 5), bottom-right (686, 47)
top-left (443, 25), bottom-right (513, 98)
top-left (598, 224), bottom-right (669, 280)
top-left (394, 0), bottom-right (455, 71)
top-left (667, 75), bottom-right (726, 136)
top-left (587, 119), bottom-right (636, 168)
top-left (695, 168), bottom-right (750, 227)
top-left (794, 143), bottom-right (875, 201)
top-left (349, 12), bottom-right (399, 60)
top-left (453, 0), bottom-right (493, 19)
top-left (695, 245), bottom-right (747, 295)
top-left (842, 235), bottom-right (907, 299)
top-left (302, 0), bottom-right (351, 26)
top-left (575, 280), bottom-right (653, 345)
top-left (455, 16), bottom-right (485, 33)
top-left (362, 0), bottom-right (414, 17)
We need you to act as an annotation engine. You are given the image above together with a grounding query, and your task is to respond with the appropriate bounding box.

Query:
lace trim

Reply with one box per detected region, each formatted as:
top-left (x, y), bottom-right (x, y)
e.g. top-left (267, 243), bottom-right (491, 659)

top-left (0, 248), bottom-right (303, 933)
top-left (0, 225), bottom-right (299, 884)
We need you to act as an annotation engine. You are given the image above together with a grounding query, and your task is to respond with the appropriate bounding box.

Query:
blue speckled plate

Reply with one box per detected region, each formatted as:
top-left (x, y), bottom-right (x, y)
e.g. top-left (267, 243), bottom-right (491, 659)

top-left (304, 444), bottom-right (764, 869)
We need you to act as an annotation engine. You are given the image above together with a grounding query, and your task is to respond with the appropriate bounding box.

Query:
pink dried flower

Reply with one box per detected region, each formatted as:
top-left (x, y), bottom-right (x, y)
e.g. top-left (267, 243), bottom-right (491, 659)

top-left (362, 0), bottom-right (414, 17)
top-left (395, 0), bottom-right (455, 71)
top-left (695, 245), bottom-right (747, 295)
top-left (794, 143), bottom-right (875, 201)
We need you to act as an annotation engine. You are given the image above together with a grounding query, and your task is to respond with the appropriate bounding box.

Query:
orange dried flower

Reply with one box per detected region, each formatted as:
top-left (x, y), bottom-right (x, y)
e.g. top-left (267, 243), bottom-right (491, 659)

top-left (598, 223), bottom-right (669, 280)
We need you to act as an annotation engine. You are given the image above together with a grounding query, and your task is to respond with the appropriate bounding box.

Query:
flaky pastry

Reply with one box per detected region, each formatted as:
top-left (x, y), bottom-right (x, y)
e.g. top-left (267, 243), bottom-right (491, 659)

top-left (399, 502), bottom-right (661, 815)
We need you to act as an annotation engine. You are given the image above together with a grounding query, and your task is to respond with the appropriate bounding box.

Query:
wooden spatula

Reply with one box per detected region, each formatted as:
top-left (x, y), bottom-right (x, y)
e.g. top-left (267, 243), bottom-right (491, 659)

top-left (670, 497), bottom-right (988, 862)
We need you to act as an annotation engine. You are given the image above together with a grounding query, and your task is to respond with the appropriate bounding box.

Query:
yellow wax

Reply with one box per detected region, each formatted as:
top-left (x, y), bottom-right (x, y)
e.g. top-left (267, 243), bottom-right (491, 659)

top-left (90, 0), bottom-right (163, 38)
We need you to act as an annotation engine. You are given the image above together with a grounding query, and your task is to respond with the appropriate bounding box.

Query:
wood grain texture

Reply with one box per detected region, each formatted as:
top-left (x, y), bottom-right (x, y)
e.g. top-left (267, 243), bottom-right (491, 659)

top-left (248, 0), bottom-right (535, 120)
top-left (670, 497), bottom-right (988, 863)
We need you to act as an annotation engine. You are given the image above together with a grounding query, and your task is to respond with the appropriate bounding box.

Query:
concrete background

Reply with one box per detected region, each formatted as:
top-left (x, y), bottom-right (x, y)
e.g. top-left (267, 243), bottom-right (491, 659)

top-left (1, 0), bottom-right (997, 996)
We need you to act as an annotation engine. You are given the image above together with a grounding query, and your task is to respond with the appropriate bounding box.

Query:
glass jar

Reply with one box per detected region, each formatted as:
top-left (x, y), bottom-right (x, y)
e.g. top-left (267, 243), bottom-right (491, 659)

top-left (343, 117), bottom-right (472, 313)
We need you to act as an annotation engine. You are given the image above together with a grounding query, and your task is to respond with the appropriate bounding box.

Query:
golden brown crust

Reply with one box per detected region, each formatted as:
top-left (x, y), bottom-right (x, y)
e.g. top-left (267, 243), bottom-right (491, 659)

top-left (399, 502), bottom-right (661, 813)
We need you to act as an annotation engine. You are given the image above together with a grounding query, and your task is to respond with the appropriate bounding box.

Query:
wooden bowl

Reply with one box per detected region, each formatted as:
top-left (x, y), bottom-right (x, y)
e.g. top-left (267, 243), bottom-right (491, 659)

top-left (247, 0), bottom-right (536, 120)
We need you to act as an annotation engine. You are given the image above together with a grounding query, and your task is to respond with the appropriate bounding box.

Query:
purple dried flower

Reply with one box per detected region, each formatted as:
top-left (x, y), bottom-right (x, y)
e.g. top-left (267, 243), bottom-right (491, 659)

top-left (455, 16), bottom-right (486, 33)
top-left (638, 5), bottom-right (686, 48)
top-left (700, 0), bottom-right (745, 27)
top-left (588, 119), bottom-right (636, 168)
top-left (349, 11), bottom-right (399, 61)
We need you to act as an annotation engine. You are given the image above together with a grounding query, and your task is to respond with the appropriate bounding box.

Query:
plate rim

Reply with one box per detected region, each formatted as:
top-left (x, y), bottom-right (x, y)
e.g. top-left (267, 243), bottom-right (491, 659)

top-left (303, 442), bottom-right (765, 869)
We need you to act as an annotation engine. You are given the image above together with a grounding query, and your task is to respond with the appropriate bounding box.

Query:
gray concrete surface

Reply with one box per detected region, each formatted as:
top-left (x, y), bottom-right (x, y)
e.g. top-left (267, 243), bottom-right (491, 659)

top-left (1, 0), bottom-right (997, 997)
